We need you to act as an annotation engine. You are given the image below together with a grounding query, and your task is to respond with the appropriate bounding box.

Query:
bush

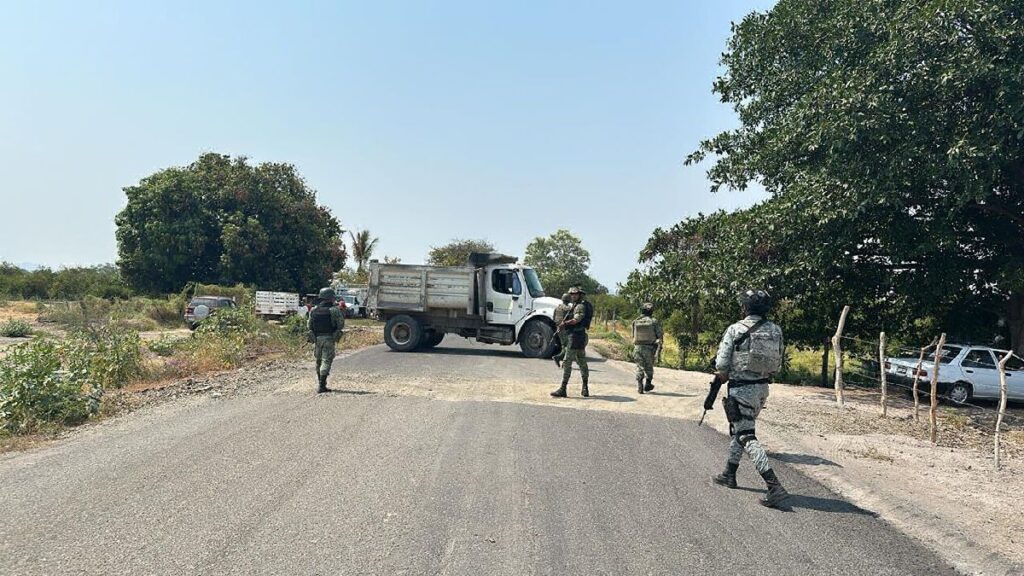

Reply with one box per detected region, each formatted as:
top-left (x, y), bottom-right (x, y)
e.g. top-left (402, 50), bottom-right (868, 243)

top-left (0, 340), bottom-right (99, 432)
top-left (0, 319), bottom-right (32, 338)
top-left (147, 334), bottom-right (186, 357)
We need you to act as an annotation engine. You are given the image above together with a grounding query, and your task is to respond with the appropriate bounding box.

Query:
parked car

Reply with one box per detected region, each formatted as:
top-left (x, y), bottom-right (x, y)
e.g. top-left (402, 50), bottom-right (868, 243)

top-left (339, 293), bottom-right (365, 318)
top-left (184, 296), bottom-right (237, 329)
top-left (885, 344), bottom-right (1024, 404)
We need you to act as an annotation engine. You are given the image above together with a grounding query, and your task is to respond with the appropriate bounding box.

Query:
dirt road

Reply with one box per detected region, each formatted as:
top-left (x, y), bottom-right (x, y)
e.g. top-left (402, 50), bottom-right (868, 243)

top-left (0, 338), bottom-right (959, 575)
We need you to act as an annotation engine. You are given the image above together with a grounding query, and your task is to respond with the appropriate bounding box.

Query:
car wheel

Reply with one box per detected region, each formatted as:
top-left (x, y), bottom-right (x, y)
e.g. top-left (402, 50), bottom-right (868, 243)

top-left (947, 381), bottom-right (972, 405)
top-left (384, 315), bottom-right (422, 352)
top-left (419, 330), bottom-right (445, 350)
top-left (519, 320), bottom-right (556, 358)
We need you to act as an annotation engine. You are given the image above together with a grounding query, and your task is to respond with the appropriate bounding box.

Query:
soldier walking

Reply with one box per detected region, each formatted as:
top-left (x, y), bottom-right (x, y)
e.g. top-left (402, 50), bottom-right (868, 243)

top-left (632, 302), bottom-right (662, 394)
top-left (552, 293), bottom-right (571, 368)
top-left (709, 289), bottom-right (789, 508)
top-left (307, 287), bottom-right (345, 393)
top-left (551, 286), bottom-right (593, 398)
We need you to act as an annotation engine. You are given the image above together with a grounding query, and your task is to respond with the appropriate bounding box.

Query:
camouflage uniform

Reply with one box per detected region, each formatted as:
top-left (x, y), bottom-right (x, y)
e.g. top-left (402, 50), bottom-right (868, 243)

top-left (552, 289), bottom-right (590, 397)
top-left (308, 300), bottom-right (345, 391)
top-left (552, 296), bottom-right (571, 365)
top-left (713, 311), bottom-right (788, 507)
top-left (632, 312), bottom-right (662, 393)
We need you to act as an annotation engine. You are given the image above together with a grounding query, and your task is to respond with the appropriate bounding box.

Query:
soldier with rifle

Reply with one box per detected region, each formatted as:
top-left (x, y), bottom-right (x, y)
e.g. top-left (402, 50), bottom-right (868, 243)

top-left (552, 293), bottom-right (572, 368)
top-left (631, 302), bottom-right (662, 394)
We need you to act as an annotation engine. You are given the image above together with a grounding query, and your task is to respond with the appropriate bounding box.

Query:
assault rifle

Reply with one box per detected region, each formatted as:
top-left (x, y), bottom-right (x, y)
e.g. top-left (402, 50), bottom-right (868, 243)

top-left (699, 373), bottom-right (725, 427)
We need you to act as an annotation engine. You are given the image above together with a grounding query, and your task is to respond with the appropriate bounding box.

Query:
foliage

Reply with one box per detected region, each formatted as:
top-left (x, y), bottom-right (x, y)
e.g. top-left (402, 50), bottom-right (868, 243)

top-left (349, 229), bottom-right (379, 273)
top-left (115, 153), bottom-right (347, 294)
top-left (630, 0), bottom-right (1024, 351)
top-left (523, 229), bottom-right (607, 296)
top-left (147, 335), bottom-right (185, 357)
top-left (589, 294), bottom-right (636, 322)
top-left (333, 267), bottom-right (369, 286)
top-left (0, 263), bottom-right (132, 300)
top-left (427, 239), bottom-right (496, 267)
top-left (0, 319), bottom-right (32, 338)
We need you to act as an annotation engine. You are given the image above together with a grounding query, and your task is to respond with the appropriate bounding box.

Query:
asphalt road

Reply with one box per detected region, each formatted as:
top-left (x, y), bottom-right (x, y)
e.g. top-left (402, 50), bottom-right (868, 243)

top-left (0, 338), bottom-right (955, 575)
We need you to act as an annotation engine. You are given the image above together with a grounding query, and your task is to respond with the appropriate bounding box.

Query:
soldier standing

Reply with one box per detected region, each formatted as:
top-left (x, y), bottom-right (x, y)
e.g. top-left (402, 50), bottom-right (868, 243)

top-left (307, 287), bottom-right (346, 393)
top-left (551, 286), bottom-right (592, 398)
top-left (552, 293), bottom-right (571, 368)
top-left (709, 289), bottom-right (789, 508)
top-left (632, 302), bottom-right (662, 394)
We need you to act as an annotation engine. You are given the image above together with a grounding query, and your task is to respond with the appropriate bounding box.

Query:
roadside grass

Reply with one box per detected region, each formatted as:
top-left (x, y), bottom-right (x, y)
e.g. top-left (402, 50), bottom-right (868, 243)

top-left (0, 319), bottom-right (32, 338)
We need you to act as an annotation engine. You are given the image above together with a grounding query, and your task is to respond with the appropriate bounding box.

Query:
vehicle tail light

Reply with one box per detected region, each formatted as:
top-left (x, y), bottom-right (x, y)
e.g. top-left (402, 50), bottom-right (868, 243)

top-left (186, 306), bottom-right (194, 314)
top-left (884, 361), bottom-right (891, 370)
top-left (915, 369), bottom-right (928, 378)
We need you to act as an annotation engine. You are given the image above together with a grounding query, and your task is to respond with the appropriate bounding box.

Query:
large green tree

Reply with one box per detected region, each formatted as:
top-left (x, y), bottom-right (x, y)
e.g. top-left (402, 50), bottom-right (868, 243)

top-left (524, 229), bottom-right (606, 296)
top-left (426, 239), bottom-right (495, 267)
top-left (671, 0), bottom-right (1024, 351)
top-left (116, 153), bottom-right (346, 293)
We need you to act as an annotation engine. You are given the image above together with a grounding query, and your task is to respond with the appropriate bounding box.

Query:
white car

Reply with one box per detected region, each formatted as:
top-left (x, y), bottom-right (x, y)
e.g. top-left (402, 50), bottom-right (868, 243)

top-left (339, 293), bottom-right (366, 318)
top-left (885, 344), bottom-right (1024, 404)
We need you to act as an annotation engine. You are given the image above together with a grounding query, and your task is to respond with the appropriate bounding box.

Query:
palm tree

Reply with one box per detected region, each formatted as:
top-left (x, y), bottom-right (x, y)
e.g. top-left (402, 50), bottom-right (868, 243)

top-left (349, 229), bottom-right (379, 272)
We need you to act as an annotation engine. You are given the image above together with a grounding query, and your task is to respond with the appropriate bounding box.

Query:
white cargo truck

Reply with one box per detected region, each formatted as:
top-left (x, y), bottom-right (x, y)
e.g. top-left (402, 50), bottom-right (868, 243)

top-left (254, 290), bottom-right (301, 320)
top-left (367, 253), bottom-right (561, 357)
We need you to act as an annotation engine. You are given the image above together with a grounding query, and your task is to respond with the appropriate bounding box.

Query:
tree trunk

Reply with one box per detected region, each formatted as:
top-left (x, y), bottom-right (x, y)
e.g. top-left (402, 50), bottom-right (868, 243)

top-left (1009, 291), bottom-right (1024, 356)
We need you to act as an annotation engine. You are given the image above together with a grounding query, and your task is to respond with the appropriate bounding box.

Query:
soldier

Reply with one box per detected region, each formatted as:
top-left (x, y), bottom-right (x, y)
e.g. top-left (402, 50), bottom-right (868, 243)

top-left (552, 293), bottom-right (571, 368)
top-left (709, 289), bottom-right (789, 508)
top-left (632, 302), bottom-right (662, 394)
top-left (307, 287), bottom-right (346, 393)
top-left (551, 286), bottom-right (593, 398)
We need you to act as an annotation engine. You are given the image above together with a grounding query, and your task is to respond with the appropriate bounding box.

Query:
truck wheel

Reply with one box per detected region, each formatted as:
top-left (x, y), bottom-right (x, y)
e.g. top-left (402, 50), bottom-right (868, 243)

top-left (419, 330), bottom-right (445, 350)
top-left (520, 321), bottom-right (556, 358)
top-left (384, 315), bottom-right (423, 352)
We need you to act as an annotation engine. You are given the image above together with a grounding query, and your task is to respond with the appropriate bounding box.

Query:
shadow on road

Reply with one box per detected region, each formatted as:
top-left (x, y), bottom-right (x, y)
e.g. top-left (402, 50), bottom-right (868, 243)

top-left (409, 347), bottom-right (524, 358)
top-left (769, 452), bottom-right (842, 467)
top-left (321, 390), bottom-right (375, 396)
top-left (587, 395), bottom-right (636, 403)
top-left (732, 488), bottom-right (876, 516)
top-left (647, 391), bottom-right (699, 398)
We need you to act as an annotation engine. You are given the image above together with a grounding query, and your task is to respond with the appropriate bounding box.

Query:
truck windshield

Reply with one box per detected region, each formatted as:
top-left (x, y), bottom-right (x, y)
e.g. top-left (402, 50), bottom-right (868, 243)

top-left (523, 268), bottom-right (545, 298)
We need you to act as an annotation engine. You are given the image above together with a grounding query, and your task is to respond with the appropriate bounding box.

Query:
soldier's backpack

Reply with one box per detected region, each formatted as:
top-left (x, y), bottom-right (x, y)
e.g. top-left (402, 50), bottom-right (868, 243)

top-left (309, 305), bottom-right (335, 335)
top-left (633, 316), bottom-right (658, 344)
top-left (732, 318), bottom-right (783, 375)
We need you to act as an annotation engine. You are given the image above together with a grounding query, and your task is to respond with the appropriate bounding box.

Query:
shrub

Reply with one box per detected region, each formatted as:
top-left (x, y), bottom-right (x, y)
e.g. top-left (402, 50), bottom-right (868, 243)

top-left (147, 335), bottom-right (186, 357)
top-left (0, 340), bottom-right (100, 432)
top-left (0, 319), bottom-right (32, 338)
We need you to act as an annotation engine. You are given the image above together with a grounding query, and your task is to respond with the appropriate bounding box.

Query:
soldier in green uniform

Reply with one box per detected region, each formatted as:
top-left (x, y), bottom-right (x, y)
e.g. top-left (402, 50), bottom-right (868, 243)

top-left (632, 302), bottom-right (663, 394)
top-left (307, 287), bottom-right (346, 393)
top-left (552, 293), bottom-right (571, 367)
top-left (551, 286), bottom-right (592, 398)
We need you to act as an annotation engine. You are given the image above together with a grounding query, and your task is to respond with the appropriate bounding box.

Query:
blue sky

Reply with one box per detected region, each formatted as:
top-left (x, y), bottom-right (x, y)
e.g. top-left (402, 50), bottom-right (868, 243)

top-left (0, 0), bottom-right (773, 289)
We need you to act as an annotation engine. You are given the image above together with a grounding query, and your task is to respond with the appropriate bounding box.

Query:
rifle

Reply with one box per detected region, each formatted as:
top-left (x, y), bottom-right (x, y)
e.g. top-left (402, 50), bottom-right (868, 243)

top-left (699, 373), bottom-right (725, 427)
top-left (654, 340), bottom-right (663, 366)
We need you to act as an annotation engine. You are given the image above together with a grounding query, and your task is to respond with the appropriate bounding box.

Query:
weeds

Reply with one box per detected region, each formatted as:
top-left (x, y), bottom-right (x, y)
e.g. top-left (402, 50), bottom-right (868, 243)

top-left (0, 319), bottom-right (32, 337)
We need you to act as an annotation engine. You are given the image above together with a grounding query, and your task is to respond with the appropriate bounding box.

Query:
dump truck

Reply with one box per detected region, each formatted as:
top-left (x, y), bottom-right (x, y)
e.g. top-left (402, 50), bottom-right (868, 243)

top-left (367, 253), bottom-right (561, 357)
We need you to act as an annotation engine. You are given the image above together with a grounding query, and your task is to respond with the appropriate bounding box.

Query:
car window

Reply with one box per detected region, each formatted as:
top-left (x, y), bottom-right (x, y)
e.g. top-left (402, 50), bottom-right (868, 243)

top-left (923, 345), bottom-right (963, 364)
top-left (491, 269), bottom-right (521, 295)
top-left (962, 349), bottom-right (997, 369)
top-left (1003, 354), bottom-right (1024, 371)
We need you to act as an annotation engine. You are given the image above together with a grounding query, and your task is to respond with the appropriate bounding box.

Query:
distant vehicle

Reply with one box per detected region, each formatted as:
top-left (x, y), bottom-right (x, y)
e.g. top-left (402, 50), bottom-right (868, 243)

top-left (367, 253), bottom-right (560, 357)
top-left (886, 344), bottom-right (1024, 404)
top-left (184, 296), bottom-right (237, 329)
top-left (339, 293), bottom-right (366, 318)
top-left (255, 291), bottom-right (301, 320)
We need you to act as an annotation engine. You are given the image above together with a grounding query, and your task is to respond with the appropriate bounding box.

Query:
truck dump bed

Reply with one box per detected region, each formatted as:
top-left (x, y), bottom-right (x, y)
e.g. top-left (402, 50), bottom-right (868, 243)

top-left (367, 263), bottom-right (476, 314)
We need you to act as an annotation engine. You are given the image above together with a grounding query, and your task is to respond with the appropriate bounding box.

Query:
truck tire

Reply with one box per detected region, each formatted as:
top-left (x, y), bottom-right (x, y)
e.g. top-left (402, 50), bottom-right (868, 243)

top-left (384, 315), bottom-right (423, 352)
top-left (519, 320), bottom-right (556, 358)
top-left (419, 330), bottom-right (445, 350)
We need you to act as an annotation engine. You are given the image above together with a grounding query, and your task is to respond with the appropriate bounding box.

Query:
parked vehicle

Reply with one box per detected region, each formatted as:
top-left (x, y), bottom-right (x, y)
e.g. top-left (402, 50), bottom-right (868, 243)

top-left (339, 293), bottom-right (366, 318)
top-left (255, 291), bottom-right (301, 320)
top-left (886, 344), bottom-right (1024, 404)
top-left (367, 253), bottom-right (560, 357)
top-left (184, 296), bottom-right (237, 329)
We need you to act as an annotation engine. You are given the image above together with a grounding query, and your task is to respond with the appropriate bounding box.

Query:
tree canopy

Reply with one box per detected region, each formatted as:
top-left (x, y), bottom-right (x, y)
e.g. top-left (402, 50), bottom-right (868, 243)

top-left (115, 153), bottom-right (346, 294)
top-left (427, 239), bottom-right (496, 267)
top-left (524, 229), bottom-right (606, 297)
top-left (627, 0), bottom-right (1024, 351)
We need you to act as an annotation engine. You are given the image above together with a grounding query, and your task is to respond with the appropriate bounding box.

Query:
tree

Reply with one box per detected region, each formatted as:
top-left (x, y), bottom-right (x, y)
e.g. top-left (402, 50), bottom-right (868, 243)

top-left (427, 239), bottom-right (495, 267)
top-left (349, 229), bottom-right (379, 273)
top-left (116, 153), bottom-right (346, 294)
top-left (679, 0), bottom-right (1024, 352)
top-left (524, 229), bottom-right (606, 297)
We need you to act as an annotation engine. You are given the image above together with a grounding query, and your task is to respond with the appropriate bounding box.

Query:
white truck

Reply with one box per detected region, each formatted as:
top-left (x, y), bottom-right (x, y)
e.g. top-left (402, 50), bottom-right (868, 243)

top-left (254, 290), bottom-right (301, 320)
top-left (367, 253), bottom-right (561, 357)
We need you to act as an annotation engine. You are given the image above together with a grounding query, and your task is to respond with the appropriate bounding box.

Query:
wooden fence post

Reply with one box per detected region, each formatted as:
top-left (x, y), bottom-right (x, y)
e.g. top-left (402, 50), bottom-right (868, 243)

top-left (929, 333), bottom-right (946, 444)
top-left (912, 340), bottom-right (934, 423)
top-left (831, 305), bottom-right (850, 409)
top-left (879, 331), bottom-right (888, 417)
top-left (995, 349), bottom-right (1013, 470)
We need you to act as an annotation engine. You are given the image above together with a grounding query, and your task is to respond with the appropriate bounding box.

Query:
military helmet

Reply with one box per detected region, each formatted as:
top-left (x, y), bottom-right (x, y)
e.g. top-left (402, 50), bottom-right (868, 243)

top-left (640, 302), bottom-right (655, 315)
top-left (737, 289), bottom-right (771, 315)
top-left (561, 293), bottom-right (571, 304)
top-left (568, 286), bottom-right (585, 295)
top-left (318, 287), bottom-right (337, 302)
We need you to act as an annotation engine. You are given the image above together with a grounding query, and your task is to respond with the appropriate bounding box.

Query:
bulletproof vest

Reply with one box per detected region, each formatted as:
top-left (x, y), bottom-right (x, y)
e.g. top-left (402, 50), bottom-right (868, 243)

top-left (633, 316), bottom-right (658, 344)
top-left (580, 300), bottom-right (594, 329)
top-left (732, 319), bottom-right (782, 376)
top-left (553, 304), bottom-right (568, 324)
top-left (309, 306), bottom-right (335, 335)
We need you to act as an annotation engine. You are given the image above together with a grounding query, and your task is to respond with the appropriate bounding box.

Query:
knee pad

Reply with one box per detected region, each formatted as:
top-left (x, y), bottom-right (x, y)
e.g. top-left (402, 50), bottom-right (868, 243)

top-left (736, 430), bottom-right (758, 448)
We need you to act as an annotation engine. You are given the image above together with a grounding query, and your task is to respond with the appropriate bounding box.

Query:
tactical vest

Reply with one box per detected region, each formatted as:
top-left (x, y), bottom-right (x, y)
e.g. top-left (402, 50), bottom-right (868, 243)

top-left (580, 300), bottom-right (594, 329)
top-left (633, 316), bottom-right (658, 344)
top-left (553, 304), bottom-right (569, 324)
top-left (732, 319), bottom-right (782, 375)
top-left (309, 306), bottom-right (335, 335)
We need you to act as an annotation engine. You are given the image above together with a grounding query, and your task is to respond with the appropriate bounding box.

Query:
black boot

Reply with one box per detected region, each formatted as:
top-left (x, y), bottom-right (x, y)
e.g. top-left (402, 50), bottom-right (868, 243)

top-left (581, 378), bottom-right (589, 398)
top-left (553, 354), bottom-right (561, 368)
top-left (644, 378), bottom-right (654, 392)
top-left (712, 462), bottom-right (739, 489)
top-left (550, 382), bottom-right (568, 398)
top-left (637, 377), bottom-right (645, 394)
top-left (759, 469), bottom-right (789, 508)
top-left (317, 374), bottom-right (331, 393)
